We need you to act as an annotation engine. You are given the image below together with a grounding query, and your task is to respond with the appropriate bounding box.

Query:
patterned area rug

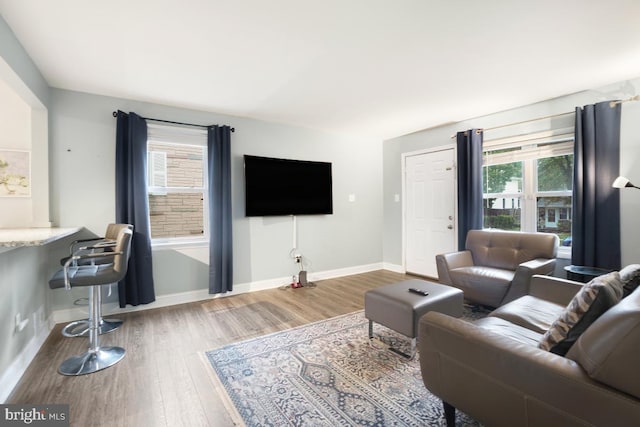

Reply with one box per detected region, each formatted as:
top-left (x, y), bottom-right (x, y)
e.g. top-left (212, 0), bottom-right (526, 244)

top-left (205, 308), bottom-right (485, 426)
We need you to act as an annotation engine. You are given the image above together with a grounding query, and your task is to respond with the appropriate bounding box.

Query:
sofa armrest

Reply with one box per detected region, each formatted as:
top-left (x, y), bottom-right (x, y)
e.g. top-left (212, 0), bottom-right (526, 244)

top-left (500, 258), bottom-right (556, 305)
top-left (436, 251), bottom-right (473, 285)
top-left (419, 312), bottom-right (640, 426)
top-left (528, 274), bottom-right (582, 306)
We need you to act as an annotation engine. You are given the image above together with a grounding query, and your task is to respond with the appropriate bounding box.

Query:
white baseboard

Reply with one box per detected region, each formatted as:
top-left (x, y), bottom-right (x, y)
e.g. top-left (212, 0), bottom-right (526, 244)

top-left (382, 262), bottom-right (405, 273)
top-left (0, 319), bottom-right (53, 403)
top-left (52, 263), bottom-right (387, 323)
top-left (308, 262), bottom-right (384, 282)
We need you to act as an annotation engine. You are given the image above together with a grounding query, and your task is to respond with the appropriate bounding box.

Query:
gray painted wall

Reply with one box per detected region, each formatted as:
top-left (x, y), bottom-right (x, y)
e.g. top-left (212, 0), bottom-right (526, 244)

top-left (0, 235), bottom-right (85, 384)
top-left (0, 15), bottom-right (55, 399)
top-left (48, 88), bottom-right (384, 309)
top-left (0, 16), bottom-right (49, 106)
top-left (383, 79), bottom-right (640, 270)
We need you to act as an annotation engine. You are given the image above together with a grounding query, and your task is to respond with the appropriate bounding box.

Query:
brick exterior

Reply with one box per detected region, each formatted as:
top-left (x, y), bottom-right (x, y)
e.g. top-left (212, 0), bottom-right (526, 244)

top-left (148, 143), bottom-right (205, 239)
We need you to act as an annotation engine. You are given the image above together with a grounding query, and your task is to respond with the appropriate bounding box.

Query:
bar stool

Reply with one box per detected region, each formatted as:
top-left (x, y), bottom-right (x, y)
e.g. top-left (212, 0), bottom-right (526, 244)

top-left (49, 226), bottom-right (133, 375)
top-left (58, 224), bottom-right (132, 337)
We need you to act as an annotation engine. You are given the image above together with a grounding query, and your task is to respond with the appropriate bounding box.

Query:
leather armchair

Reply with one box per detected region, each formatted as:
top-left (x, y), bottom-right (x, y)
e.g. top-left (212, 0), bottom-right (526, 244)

top-left (436, 229), bottom-right (558, 307)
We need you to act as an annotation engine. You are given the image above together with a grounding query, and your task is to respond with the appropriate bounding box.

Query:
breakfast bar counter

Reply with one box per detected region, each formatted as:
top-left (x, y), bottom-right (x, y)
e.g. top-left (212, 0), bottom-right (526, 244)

top-left (0, 227), bottom-right (81, 251)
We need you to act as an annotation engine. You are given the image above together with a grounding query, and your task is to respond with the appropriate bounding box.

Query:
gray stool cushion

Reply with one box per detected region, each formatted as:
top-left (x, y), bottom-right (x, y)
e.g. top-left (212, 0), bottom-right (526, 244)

top-left (365, 279), bottom-right (463, 338)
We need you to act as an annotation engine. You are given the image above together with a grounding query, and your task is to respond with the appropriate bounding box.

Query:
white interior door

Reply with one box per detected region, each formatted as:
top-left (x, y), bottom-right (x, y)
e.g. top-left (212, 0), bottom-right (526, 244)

top-left (405, 148), bottom-right (456, 278)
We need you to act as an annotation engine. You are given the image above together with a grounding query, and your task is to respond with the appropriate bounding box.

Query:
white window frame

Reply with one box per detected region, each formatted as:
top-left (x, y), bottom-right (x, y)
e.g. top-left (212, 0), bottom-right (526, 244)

top-left (146, 123), bottom-right (209, 249)
top-left (482, 129), bottom-right (574, 259)
top-left (147, 150), bottom-right (168, 192)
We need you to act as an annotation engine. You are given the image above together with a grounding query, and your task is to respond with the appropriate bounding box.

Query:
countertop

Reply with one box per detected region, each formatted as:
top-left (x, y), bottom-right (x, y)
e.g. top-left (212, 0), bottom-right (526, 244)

top-left (0, 227), bottom-right (82, 248)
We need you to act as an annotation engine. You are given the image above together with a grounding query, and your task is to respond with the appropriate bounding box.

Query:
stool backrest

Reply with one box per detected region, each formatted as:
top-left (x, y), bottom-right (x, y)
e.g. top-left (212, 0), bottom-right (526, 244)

top-left (112, 227), bottom-right (133, 278)
top-left (105, 223), bottom-right (133, 240)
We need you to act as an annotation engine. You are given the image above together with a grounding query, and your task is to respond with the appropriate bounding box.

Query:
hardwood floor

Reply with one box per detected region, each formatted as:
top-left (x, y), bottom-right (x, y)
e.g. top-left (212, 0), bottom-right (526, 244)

top-left (8, 270), bottom-right (414, 426)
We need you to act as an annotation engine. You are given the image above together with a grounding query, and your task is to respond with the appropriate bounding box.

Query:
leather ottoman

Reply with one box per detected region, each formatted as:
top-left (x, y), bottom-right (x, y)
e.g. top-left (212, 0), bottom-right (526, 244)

top-left (365, 279), bottom-right (463, 358)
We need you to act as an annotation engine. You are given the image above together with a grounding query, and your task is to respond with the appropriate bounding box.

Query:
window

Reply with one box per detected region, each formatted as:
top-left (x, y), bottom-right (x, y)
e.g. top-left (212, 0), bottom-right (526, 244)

top-left (482, 125), bottom-right (574, 248)
top-left (483, 158), bottom-right (522, 230)
top-left (536, 153), bottom-right (573, 246)
top-left (146, 124), bottom-right (208, 244)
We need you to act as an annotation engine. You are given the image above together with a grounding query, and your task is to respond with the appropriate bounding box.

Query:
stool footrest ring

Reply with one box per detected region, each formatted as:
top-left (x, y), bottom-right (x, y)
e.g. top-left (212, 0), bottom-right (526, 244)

top-left (62, 318), bottom-right (123, 337)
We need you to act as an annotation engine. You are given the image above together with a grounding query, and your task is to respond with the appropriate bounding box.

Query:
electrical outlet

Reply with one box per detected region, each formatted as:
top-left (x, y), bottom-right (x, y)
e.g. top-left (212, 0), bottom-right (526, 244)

top-left (15, 313), bottom-right (29, 333)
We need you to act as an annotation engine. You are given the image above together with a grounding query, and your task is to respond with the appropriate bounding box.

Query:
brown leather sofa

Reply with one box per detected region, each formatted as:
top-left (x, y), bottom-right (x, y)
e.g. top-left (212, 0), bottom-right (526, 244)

top-left (436, 229), bottom-right (558, 307)
top-left (419, 272), bottom-right (640, 427)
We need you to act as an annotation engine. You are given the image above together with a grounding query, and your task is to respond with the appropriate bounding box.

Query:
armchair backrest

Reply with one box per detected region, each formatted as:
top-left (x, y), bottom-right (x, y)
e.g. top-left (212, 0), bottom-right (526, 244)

top-left (466, 230), bottom-right (558, 270)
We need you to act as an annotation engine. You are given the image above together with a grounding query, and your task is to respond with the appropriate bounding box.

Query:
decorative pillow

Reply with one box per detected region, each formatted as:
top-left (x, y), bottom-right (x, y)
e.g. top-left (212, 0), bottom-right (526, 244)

top-left (538, 271), bottom-right (624, 355)
top-left (619, 264), bottom-right (640, 298)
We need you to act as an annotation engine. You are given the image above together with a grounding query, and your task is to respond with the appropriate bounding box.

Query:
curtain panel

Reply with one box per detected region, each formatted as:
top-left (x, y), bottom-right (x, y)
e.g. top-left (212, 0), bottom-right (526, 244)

top-left (571, 101), bottom-right (622, 270)
top-left (456, 129), bottom-right (484, 250)
top-left (207, 125), bottom-right (233, 294)
top-left (115, 111), bottom-right (156, 307)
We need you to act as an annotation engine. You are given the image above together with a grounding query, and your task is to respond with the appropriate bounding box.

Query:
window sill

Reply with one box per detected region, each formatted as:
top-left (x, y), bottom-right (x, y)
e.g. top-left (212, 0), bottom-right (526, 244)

top-left (151, 239), bottom-right (209, 250)
top-left (557, 246), bottom-right (571, 259)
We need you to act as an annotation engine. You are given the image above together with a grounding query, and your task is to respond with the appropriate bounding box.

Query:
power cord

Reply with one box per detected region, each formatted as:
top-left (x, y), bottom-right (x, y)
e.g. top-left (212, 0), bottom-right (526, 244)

top-left (280, 248), bottom-right (316, 289)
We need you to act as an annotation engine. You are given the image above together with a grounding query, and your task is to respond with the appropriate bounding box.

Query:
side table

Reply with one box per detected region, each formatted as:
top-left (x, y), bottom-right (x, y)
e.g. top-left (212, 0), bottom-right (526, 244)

top-left (564, 265), bottom-right (612, 283)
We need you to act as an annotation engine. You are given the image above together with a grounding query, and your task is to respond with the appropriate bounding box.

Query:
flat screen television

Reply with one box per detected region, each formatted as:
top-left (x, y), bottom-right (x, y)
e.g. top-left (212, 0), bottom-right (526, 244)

top-left (244, 155), bottom-right (333, 216)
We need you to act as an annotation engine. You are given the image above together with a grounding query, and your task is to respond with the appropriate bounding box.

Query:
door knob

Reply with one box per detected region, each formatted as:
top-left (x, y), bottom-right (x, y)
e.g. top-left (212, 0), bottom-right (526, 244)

top-left (447, 225), bottom-right (453, 229)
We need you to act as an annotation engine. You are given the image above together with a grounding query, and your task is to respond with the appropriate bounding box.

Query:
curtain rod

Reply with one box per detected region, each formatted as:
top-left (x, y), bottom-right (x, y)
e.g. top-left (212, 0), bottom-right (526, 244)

top-left (480, 110), bottom-right (574, 134)
top-left (450, 110), bottom-right (574, 139)
top-left (112, 111), bottom-right (235, 132)
top-left (451, 95), bottom-right (640, 139)
top-left (609, 94), bottom-right (640, 107)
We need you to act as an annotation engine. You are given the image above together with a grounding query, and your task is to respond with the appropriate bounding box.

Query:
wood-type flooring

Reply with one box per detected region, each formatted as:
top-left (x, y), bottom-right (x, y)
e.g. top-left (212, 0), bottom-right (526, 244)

top-left (8, 270), bottom-right (415, 426)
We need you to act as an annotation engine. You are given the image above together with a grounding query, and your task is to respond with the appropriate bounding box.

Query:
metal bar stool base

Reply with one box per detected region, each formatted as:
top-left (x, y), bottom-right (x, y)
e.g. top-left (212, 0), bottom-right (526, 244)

top-left (58, 346), bottom-right (125, 376)
top-left (62, 318), bottom-right (124, 337)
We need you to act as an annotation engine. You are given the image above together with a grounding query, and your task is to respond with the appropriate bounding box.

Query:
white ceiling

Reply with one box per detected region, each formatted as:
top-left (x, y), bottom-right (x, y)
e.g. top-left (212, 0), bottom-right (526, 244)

top-left (2, 0), bottom-right (640, 139)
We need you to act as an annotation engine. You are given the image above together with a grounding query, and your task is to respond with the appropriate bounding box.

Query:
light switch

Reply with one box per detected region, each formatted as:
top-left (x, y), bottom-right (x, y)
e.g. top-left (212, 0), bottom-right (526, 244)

top-left (394, 194), bottom-right (400, 202)
top-left (348, 194), bottom-right (356, 202)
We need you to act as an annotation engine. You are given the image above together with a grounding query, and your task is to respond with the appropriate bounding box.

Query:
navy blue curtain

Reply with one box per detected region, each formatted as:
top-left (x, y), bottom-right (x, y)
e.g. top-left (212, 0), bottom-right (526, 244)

top-left (572, 101), bottom-right (622, 270)
top-left (456, 129), bottom-right (484, 250)
top-left (208, 125), bottom-right (233, 294)
top-left (115, 111), bottom-right (156, 307)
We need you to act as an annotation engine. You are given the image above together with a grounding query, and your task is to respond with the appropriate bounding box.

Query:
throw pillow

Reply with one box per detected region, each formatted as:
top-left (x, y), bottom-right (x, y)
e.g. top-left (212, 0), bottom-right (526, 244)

top-left (538, 271), bottom-right (624, 355)
top-left (620, 264), bottom-right (640, 298)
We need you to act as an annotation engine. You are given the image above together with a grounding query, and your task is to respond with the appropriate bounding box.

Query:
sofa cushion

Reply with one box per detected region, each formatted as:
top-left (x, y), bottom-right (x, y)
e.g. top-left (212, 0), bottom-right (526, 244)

top-left (489, 295), bottom-right (565, 334)
top-left (538, 272), bottom-right (624, 355)
top-left (620, 264), bottom-right (640, 298)
top-left (474, 316), bottom-right (543, 347)
top-left (449, 266), bottom-right (513, 307)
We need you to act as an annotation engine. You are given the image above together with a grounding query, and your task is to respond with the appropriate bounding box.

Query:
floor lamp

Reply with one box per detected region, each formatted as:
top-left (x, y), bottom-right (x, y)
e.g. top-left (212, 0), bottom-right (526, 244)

top-left (612, 176), bottom-right (640, 190)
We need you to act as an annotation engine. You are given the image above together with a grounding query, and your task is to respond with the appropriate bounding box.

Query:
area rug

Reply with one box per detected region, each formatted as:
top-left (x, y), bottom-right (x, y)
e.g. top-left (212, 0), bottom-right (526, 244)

top-left (205, 308), bottom-right (485, 427)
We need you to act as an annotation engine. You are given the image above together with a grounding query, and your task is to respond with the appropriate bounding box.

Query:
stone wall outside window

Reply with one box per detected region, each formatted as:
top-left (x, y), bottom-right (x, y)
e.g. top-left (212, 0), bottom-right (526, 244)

top-left (148, 143), bottom-right (205, 239)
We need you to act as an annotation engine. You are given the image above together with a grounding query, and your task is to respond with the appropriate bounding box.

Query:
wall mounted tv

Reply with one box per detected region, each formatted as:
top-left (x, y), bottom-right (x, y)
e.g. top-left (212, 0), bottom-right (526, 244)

top-left (244, 155), bottom-right (333, 217)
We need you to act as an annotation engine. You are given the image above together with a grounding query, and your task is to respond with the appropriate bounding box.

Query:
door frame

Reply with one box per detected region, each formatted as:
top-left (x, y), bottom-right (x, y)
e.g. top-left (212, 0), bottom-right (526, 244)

top-left (401, 144), bottom-right (458, 275)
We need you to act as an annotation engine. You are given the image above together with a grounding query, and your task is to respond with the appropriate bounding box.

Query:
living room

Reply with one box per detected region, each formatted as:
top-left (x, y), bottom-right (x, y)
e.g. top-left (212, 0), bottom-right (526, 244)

top-left (1, 1), bottom-right (640, 425)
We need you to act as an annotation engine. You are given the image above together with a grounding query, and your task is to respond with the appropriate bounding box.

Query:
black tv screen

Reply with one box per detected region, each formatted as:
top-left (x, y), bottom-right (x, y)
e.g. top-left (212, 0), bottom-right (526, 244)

top-left (244, 155), bottom-right (333, 216)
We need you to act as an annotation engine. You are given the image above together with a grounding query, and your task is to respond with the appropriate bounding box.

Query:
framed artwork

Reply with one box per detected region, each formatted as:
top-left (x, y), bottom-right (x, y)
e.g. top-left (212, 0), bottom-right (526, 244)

top-left (0, 149), bottom-right (30, 197)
